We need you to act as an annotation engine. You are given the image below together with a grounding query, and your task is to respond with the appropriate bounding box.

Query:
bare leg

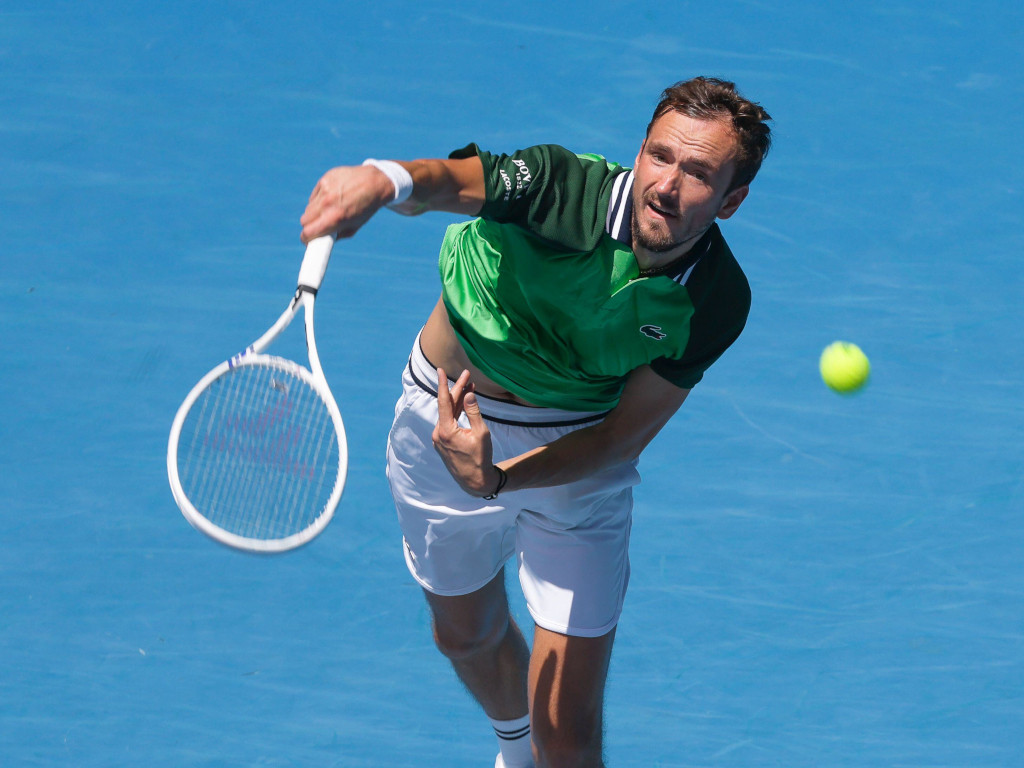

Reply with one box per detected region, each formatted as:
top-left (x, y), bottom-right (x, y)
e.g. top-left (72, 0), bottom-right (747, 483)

top-left (423, 567), bottom-right (531, 720)
top-left (424, 569), bottom-right (618, 767)
top-left (529, 626), bottom-right (616, 768)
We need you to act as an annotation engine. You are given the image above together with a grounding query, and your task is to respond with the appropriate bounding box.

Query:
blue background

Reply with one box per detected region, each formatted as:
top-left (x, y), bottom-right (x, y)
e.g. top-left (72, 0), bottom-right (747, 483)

top-left (2, 1), bottom-right (1022, 765)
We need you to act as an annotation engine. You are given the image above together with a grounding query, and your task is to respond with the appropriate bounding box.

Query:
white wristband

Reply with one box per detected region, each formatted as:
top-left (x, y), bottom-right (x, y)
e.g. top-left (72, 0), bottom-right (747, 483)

top-left (362, 158), bottom-right (413, 206)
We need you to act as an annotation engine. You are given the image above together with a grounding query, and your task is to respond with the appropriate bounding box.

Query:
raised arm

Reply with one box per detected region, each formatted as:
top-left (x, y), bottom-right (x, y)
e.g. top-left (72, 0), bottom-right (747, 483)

top-left (300, 156), bottom-right (485, 243)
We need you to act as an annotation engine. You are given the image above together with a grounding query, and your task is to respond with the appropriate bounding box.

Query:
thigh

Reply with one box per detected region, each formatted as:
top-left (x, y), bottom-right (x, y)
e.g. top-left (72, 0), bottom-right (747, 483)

top-left (387, 363), bottom-right (518, 596)
top-left (515, 485), bottom-right (634, 638)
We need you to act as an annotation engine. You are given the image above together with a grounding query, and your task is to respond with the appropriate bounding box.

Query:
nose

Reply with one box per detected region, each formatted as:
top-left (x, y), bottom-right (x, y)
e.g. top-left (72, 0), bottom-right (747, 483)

top-left (653, 168), bottom-right (679, 197)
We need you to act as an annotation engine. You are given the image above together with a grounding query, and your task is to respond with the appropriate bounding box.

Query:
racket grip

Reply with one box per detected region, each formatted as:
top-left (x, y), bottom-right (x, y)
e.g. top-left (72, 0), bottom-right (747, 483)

top-left (297, 234), bottom-right (337, 293)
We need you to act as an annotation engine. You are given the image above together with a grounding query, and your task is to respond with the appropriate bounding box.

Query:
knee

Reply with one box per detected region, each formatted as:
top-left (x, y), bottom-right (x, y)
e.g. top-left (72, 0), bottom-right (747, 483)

top-left (431, 610), bottom-right (509, 661)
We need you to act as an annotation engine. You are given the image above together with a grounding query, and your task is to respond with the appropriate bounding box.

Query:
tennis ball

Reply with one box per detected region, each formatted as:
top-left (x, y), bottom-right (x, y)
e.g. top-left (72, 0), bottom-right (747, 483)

top-left (819, 341), bottom-right (870, 394)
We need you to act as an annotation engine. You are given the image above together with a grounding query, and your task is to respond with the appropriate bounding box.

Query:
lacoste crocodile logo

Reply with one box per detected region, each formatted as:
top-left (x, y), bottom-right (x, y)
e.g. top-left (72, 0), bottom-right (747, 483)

top-left (640, 324), bottom-right (666, 340)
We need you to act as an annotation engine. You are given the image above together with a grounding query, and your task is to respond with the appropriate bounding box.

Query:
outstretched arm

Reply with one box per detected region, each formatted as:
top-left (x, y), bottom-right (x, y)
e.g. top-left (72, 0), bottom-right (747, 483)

top-left (433, 365), bottom-right (690, 497)
top-left (300, 156), bottom-right (485, 243)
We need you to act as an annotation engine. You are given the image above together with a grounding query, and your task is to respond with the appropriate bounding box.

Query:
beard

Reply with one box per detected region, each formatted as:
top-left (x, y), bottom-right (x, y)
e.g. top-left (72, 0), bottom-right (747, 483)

top-left (631, 198), bottom-right (714, 255)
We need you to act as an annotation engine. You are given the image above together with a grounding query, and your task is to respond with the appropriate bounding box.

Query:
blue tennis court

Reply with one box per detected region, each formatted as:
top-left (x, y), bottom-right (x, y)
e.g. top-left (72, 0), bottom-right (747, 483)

top-left (2, 1), bottom-right (1021, 765)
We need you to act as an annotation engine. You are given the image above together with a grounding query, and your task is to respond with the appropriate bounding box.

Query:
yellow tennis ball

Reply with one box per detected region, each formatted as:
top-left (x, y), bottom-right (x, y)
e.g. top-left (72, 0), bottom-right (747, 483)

top-left (820, 341), bottom-right (870, 393)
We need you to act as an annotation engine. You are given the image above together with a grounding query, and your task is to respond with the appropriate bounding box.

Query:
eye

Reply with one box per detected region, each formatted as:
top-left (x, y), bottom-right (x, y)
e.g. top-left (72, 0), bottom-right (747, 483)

top-left (647, 147), bottom-right (670, 164)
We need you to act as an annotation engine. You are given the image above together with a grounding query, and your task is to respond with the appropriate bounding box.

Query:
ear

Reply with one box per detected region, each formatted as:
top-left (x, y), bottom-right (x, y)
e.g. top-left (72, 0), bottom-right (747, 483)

top-left (635, 139), bottom-right (646, 168)
top-left (716, 185), bottom-right (749, 220)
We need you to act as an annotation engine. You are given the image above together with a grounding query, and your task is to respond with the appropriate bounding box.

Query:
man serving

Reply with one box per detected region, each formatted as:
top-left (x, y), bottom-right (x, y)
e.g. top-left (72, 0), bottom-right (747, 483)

top-left (301, 76), bottom-right (772, 768)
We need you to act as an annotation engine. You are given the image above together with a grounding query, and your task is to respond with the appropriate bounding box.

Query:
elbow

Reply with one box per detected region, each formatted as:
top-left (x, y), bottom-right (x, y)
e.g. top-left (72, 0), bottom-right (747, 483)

top-left (612, 437), bottom-right (644, 465)
top-left (593, 424), bottom-right (648, 468)
top-left (619, 442), bottom-right (646, 466)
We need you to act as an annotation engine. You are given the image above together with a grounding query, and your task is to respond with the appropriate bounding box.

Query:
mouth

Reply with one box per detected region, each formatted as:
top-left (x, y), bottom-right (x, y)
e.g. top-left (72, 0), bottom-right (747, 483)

top-left (645, 198), bottom-right (676, 221)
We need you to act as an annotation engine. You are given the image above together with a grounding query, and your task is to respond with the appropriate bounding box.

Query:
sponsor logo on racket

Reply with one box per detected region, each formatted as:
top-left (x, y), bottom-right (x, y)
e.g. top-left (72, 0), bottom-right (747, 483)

top-left (204, 397), bottom-right (318, 480)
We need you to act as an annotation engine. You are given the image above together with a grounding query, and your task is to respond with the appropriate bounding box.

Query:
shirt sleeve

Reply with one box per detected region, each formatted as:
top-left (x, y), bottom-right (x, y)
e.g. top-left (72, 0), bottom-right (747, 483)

top-left (449, 143), bottom-right (623, 251)
top-left (650, 316), bottom-right (746, 389)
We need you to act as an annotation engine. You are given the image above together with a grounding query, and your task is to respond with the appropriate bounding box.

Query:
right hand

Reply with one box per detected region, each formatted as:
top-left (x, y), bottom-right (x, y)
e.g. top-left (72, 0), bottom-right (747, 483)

top-left (300, 165), bottom-right (395, 243)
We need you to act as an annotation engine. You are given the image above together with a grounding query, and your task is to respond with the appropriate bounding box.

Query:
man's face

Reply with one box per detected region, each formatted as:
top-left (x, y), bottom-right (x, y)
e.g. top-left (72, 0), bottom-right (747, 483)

top-left (632, 111), bottom-right (749, 256)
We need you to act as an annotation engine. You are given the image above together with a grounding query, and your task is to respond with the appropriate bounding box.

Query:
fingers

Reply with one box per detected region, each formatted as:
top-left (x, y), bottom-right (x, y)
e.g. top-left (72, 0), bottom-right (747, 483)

top-left (449, 370), bottom-right (472, 417)
top-left (430, 372), bottom-right (495, 497)
top-left (437, 367), bottom-right (474, 417)
top-left (300, 165), bottom-right (393, 244)
top-left (300, 177), bottom-right (334, 243)
top-left (300, 216), bottom-right (331, 244)
top-left (300, 198), bottom-right (336, 243)
top-left (435, 367), bottom-right (454, 424)
top-left (463, 391), bottom-right (486, 432)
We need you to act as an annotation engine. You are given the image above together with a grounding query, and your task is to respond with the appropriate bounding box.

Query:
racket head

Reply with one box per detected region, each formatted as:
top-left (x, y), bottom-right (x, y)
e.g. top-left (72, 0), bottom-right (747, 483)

top-left (167, 353), bottom-right (348, 553)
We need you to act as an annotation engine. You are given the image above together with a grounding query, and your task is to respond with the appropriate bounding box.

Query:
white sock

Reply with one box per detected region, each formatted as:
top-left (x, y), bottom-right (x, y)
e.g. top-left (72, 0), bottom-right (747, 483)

top-left (489, 713), bottom-right (533, 768)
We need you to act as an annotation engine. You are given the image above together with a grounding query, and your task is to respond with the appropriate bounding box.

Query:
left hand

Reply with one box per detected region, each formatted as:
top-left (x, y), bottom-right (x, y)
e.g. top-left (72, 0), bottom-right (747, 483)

top-left (432, 368), bottom-right (503, 497)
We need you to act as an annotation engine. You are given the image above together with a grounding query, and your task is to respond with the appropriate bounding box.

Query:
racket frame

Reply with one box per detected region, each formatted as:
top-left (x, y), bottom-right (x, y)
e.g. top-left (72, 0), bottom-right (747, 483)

top-left (167, 235), bottom-right (347, 553)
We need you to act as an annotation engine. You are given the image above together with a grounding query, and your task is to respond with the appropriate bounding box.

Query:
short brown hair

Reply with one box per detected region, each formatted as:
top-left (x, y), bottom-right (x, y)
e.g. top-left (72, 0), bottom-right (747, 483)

top-left (648, 77), bottom-right (772, 191)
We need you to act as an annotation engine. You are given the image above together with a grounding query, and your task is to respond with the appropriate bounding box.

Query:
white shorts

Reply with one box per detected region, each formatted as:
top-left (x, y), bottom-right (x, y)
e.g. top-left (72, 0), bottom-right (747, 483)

top-left (386, 335), bottom-right (640, 638)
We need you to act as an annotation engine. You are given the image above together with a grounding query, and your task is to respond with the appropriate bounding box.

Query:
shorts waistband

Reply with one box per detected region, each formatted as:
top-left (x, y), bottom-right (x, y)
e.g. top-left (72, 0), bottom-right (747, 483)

top-left (408, 333), bottom-right (608, 428)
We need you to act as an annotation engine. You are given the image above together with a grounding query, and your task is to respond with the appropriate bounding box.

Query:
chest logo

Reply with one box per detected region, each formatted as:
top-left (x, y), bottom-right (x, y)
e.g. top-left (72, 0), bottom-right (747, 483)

top-left (640, 324), bottom-right (667, 340)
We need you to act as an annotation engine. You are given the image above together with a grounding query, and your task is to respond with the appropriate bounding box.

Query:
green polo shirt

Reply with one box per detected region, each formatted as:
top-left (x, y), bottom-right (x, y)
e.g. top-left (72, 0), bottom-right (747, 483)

top-left (439, 143), bottom-right (750, 411)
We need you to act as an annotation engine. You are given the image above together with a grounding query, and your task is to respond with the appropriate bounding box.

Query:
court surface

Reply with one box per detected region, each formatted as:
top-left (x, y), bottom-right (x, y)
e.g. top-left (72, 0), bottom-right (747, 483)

top-left (2, 2), bottom-right (1022, 766)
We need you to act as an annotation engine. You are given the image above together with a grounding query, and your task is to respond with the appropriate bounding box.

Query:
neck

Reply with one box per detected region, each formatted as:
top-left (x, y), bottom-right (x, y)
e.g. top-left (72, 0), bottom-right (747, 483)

top-left (633, 232), bottom-right (703, 274)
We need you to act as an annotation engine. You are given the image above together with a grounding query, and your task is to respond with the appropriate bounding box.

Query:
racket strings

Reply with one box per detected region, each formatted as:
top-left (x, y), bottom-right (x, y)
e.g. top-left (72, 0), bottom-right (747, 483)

top-left (178, 363), bottom-right (340, 541)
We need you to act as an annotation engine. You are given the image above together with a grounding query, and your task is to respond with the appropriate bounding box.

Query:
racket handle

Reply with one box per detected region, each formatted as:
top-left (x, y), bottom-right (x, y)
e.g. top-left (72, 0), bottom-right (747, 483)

top-left (297, 234), bottom-right (337, 293)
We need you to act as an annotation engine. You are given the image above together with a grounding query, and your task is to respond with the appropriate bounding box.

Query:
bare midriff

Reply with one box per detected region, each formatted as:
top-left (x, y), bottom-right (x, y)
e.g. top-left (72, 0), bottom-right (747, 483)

top-left (419, 296), bottom-right (539, 407)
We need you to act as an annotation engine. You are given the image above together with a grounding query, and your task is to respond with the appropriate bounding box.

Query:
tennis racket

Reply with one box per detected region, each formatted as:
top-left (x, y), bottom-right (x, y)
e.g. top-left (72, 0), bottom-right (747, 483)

top-left (167, 234), bottom-right (347, 553)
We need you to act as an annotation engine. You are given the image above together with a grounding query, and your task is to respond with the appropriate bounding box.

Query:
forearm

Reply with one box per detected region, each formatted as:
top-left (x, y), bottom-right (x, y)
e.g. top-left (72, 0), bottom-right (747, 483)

top-left (394, 158), bottom-right (484, 217)
top-left (497, 422), bottom-right (639, 494)
top-left (432, 356), bottom-right (687, 501)
top-left (300, 155), bottom-right (484, 243)
top-left (488, 369), bottom-right (689, 496)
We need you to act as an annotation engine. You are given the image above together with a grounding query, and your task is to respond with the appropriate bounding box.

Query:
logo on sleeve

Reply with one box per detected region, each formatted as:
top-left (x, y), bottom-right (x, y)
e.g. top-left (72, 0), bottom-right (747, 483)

top-left (640, 324), bottom-right (667, 340)
top-left (512, 158), bottom-right (532, 186)
top-left (501, 159), bottom-right (533, 203)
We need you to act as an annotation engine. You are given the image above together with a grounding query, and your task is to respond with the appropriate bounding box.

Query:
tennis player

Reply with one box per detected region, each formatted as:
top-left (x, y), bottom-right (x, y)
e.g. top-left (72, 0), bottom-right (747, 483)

top-left (301, 76), bottom-right (772, 768)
